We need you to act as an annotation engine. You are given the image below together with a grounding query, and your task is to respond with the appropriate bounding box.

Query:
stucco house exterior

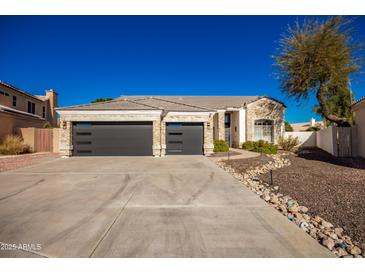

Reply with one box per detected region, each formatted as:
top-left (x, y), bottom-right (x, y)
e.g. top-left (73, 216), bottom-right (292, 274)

top-left (0, 81), bottom-right (58, 140)
top-left (352, 97), bottom-right (365, 158)
top-left (56, 96), bottom-right (286, 157)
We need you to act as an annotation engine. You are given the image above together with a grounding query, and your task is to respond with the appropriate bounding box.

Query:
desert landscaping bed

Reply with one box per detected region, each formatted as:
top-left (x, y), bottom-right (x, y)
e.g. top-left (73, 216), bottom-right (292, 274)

top-left (0, 153), bottom-right (59, 173)
top-left (218, 148), bottom-right (365, 257)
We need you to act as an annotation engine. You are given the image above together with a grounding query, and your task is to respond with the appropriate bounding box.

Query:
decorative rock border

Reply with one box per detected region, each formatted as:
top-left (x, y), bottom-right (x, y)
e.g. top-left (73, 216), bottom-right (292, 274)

top-left (217, 153), bottom-right (364, 258)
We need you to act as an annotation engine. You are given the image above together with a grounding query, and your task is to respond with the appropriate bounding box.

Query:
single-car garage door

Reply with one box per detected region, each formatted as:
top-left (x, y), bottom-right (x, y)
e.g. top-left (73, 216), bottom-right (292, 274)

top-left (166, 123), bottom-right (203, 155)
top-left (73, 122), bottom-right (152, 156)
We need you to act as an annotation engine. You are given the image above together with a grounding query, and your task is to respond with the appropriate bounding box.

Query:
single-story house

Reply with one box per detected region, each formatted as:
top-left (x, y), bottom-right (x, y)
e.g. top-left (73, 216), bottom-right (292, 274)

top-left (0, 81), bottom-right (58, 140)
top-left (352, 97), bottom-right (365, 158)
top-left (56, 96), bottom-right (286, 157)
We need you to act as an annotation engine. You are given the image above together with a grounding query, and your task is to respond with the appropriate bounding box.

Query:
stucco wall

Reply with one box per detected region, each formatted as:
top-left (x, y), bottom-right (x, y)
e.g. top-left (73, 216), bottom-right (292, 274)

top-left (245, 98), bottom-right (285, 143)
top-left (0, 112), bottom-right (46, 140)
top-left (284, 131), bottom-right (316, 147)
top-left (316, 126), bottom-right (337, 156)
top-left (0, 85), bottom-right (57, 126)
top-left (354, 106), bottom-right (365, 158)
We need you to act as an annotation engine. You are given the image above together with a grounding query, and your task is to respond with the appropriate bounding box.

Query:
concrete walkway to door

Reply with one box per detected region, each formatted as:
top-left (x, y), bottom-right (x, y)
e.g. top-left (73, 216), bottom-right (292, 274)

top-left (0, 156), bottom-right (333, 257)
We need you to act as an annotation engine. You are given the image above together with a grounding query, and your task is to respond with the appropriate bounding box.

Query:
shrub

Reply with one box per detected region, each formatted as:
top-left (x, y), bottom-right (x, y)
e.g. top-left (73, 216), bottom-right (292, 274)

top-left (242, 140), bottom-right (277, 154)
top-left (285, 121), bottom-right (293, 132)
top-left (306, 126), bottom-right (320, 132)
top-left (278, 135), bottom-right (300, 152)
top-left (0, 135), bottom-right (32, 155)
top-left (43, 122), bottom-right (52, 128)
top-left (213, 140), bottom-right (229, 152)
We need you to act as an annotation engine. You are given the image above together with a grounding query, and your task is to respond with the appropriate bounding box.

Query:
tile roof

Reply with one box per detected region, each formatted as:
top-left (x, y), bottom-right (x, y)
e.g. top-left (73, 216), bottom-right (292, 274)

top-left (57, 98), bottom-right (159, 111)
top-left (57, 95), bottom-right (284, 112)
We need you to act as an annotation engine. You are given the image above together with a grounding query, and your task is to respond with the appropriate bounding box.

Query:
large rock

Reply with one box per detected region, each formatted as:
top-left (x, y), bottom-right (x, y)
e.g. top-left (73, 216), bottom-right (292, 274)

top-left (288, 203), bottom-right (300, 213)
top-left (299, 206), bottom-right (309, 213)
top-left (322, 237), bottom-right (335, 250)
top-left (350, 246), bottom-right (362, 256)
top-left (321, 220), bottom-right (333, 229)
top-left (270, 194), bottom-right (280, 204)
top-left (334, 227), bottom-right (344, 236)
top-left (337, 248), bottom-right (349, 257)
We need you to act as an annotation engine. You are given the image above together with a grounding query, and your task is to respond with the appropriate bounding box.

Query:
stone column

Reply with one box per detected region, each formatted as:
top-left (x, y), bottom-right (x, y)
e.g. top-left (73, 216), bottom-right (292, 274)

top-left (204, 114), bottom-right (214, 155)
top-left (217, 110), bottom-right (225, 140)
top-left (59, 120), bottom-right (73, 157)
top-left (160, 121), bottom-right (166, 156)
top-left (152, 119), bottom-right (161, 157)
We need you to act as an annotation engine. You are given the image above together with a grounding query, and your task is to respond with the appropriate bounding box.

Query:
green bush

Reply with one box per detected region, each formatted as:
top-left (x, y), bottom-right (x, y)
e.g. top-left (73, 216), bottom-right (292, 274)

top-left (278, 135), bottom-right (300, 152)
top-left (285, 121), bottom-right (293, 132)
top-left (43, 122), bottom-right (53, 128)
top-left (0, 135), bottom-right (32, 155)
top-left (242, 140), bottom-right (277, 154)
top-left (213, 140), bottom-right (229, 152)
top-left (306, 126), bottom-right (320, 131)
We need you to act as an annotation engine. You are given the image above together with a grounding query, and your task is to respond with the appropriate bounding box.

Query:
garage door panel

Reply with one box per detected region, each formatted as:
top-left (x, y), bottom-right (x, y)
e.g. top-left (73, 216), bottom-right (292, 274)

top-left (166, 123), bottom-right (203, 155)
top-left (73, 122), bottom-right (152, 156)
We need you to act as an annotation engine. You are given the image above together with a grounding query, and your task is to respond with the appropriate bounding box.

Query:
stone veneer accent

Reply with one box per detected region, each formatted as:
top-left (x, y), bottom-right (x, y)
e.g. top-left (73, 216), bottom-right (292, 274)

top-left (245, 98), bottom-right (285, 143)
top-left (217, 110), bottom-right (225, 141)
top-left (59, 120), bottom-right (73, 157)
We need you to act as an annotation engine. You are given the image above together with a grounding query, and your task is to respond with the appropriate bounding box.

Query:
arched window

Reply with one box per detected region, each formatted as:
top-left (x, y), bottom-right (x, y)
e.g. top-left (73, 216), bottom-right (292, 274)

top-left (254, 119), bottom-right (274, 142)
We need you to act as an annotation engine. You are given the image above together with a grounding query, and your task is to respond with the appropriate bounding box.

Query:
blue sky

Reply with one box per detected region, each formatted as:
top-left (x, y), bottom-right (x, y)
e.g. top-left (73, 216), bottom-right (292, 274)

top-left (0, 16), bottom-right (364, 123)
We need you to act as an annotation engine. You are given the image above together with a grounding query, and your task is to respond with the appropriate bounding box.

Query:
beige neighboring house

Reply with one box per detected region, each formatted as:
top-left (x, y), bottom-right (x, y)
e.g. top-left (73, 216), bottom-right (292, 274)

top-left (352, 97), bottom-right (365, 158)
top-left (57, 95), bottom-right (286, 157)
top-left (291, 118), bottom-right (324, 132)
top-left (0, 81), bottom-right (58, 140)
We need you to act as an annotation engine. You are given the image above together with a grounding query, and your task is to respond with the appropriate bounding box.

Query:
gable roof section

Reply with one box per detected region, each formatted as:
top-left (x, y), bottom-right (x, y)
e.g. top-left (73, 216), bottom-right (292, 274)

top-left (57, 95), bottom-right (286, 112)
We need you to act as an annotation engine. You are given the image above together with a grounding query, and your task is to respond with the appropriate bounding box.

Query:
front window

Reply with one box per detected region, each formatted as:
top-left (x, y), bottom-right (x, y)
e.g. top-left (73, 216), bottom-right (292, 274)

top-left (42, 106), bottom-right (46, 118)
top-left (254, 119), bottom-right (274, 142)
top-left (12, 96), bottom-right (16, 107)
top-left (27, 101), bottom-right (35, 114)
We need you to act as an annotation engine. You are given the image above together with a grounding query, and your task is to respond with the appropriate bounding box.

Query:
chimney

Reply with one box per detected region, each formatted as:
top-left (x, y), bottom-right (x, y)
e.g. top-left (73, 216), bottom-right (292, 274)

top-left (45, 89), bottom-right (58, 126)
top-left (310, 118), bottom-right (315, 127)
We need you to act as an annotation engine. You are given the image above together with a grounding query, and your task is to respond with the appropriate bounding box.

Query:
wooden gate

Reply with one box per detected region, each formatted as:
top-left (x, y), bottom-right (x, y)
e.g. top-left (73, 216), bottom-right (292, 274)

top-left (35, 128), bottom-right (53, 152)
top-left (336, 127), bottom-right (352, 157)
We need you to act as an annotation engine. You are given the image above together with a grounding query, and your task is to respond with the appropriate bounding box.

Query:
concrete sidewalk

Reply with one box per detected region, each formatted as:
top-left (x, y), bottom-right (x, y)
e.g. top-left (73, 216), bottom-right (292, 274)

top-left (0, 156), bottom-right (333, 257)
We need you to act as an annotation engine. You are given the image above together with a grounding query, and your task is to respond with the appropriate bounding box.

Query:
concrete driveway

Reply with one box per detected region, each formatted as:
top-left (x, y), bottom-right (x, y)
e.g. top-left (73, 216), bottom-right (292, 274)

top-left (0, 156), bottom-right (333, 257)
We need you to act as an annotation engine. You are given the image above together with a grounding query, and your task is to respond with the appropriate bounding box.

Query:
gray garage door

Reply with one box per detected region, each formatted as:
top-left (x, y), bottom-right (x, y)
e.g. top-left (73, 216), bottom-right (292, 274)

top-left (166, 123), bottom-right (203, 155)
top-left (73, 122), bottom-right (152, 156)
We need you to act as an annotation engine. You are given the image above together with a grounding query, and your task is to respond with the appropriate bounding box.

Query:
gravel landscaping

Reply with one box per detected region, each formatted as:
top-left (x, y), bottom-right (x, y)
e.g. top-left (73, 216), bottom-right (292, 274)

top-left (258, 148), bottom-right (365, 245)
top-left (0, 153), bottom-right (59, 172)
top-left (218, 148), bottom-right (365, 257)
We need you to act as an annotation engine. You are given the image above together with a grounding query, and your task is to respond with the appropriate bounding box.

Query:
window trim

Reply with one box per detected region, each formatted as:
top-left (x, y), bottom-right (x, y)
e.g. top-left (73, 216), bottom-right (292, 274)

top-left (12, 95), bottom-right (17, 107)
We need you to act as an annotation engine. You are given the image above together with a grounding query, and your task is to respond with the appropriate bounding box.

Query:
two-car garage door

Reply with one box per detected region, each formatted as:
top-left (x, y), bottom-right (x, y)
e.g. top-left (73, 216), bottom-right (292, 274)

top-left (73, 122), bottom-right (153, 156)
top-left (72, 122), bottom-right (204, 156)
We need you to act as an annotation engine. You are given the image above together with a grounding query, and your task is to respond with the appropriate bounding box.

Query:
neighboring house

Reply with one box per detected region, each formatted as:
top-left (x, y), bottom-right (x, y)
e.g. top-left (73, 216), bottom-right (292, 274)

top-left (291, 118), bottom-right (324, 132)
top-left (0, 81), bottom-right (58, 140)
top-left (57, 96), bottom-right (286, 157)
top-left (352, 97), bottom-right (365, 158)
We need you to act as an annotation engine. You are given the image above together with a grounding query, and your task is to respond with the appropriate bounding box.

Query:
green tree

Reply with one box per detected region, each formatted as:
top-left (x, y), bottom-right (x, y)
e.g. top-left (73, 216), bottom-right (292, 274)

top-left (273, 16), bottom-right (362, 126)
top-left (313, 84), bottom-right (354, 126)
top-left (91, 97), bottom-right (113, 103)
top-left (284, 121), bottom-right (293, 132)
